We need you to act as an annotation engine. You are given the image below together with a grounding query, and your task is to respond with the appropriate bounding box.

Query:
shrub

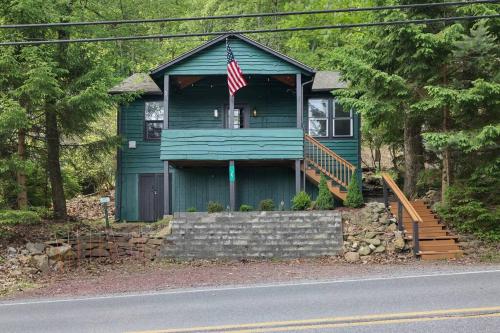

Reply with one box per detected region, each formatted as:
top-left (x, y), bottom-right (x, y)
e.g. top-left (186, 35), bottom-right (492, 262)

top-left (187, 207), bottom-right (196, 212)
top-left (344, 176), bottom-right (364, 208)
top-left (315, 174), bottom-right (334, 210)
top-left (291, 191), bottom-right (311, 211)
top-left (0, 210), bottom-right (42, 226)
top-left (239, 204), bottom-right (253, 212)
top-left (258, 199), bottom-right (275, 211)
top-left (207, 201), bottom-right (224, 213)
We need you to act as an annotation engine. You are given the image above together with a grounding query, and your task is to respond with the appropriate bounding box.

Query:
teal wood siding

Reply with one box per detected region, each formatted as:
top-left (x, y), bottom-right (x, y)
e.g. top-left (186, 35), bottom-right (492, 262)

top-left (169, 76), bottom-right (296, 129)
top-left (172, 166), bottom-right (297, 212)
top-left (164, 39), bottom-right (305, 75)
top-left (118, 98), bottom-right (163, 221)
top-left (161, 128), bottom-right (303, 161)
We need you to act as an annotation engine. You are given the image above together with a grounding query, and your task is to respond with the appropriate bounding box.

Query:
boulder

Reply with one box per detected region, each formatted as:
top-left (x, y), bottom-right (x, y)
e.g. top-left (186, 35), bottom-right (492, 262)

top-left (374, 245), bottom-right (386, 253)
top-left (26, 242), bottom-right (46, 255)
top-left (358, 246), bottom-right (372, 256)
top-left (386, 224), bottom-right (398, 232)
top-left (365, 232), bottom-right (377, 239)
top-left (368, 244), bottom-right (376, 250)
top-left (364, 238), bottom-right (381, 246)
top-left (31, 254), bottom-right (49, 273)
top-left (46, 244), bottom-right (72, 260)
top-left (7, 247), bottom-right (17, 256)
top-left (393, 237), bottom-right (405, 251)
top-left (344, 251), bottom-right (360, 263)
top-left (85, 248), bottom-right (110, 257)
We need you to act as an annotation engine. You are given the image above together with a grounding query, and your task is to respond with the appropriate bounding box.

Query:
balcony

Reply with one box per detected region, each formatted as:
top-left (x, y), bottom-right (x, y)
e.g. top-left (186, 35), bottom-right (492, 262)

top-left (160, 128), bottom-right (304, 161)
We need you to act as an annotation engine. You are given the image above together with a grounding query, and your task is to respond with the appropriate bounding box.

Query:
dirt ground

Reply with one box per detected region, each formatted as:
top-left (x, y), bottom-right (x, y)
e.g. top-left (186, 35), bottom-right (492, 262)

top-left (3, 257), bottom-right (499, 302)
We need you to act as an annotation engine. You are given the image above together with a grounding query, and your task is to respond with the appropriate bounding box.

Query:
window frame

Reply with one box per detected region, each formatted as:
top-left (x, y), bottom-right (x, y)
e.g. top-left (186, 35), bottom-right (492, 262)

top-left (144, 101), bottom-right (164, 141)
top-left (307, 98), bottom-right (330, 138)
top-left (332, 102), bottom-right (353, 137)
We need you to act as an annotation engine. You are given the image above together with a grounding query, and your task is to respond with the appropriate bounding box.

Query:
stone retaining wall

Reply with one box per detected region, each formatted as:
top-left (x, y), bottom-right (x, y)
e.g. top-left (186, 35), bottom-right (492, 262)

top-left (160, 211), bottom-right (343, 259)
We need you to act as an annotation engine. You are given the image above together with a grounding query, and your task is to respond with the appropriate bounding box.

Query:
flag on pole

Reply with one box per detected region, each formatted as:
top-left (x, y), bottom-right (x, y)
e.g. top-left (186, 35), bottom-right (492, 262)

top-left (226, 40), bottom-right (247, 95)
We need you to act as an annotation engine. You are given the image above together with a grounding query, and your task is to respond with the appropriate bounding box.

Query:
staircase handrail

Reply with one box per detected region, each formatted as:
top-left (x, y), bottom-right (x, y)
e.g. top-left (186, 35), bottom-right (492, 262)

top-left (303, 134), bottom-right (356, 188)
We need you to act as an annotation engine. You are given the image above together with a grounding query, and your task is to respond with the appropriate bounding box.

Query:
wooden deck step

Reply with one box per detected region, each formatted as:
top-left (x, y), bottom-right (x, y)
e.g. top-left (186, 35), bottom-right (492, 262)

top-left (419, 250), bottom-right (463, 260)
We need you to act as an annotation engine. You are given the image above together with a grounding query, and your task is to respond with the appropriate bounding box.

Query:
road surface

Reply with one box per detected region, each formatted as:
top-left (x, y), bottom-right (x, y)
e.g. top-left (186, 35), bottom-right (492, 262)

top-left (1, 268), bottom-right (500, 332)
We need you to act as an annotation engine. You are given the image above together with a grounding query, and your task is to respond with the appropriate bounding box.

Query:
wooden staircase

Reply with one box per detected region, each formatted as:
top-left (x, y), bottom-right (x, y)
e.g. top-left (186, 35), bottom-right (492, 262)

top-left (302, 134), bottom-right (356, 201)
top-left (383, 173), bottom-right (463, 260)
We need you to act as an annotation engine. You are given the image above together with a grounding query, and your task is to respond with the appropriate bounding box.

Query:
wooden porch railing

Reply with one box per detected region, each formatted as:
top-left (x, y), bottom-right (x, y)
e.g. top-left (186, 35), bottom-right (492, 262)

top-left (381, 172), bottom-right (423, 256)
top-left (304, 134), bottom-right (356, 189)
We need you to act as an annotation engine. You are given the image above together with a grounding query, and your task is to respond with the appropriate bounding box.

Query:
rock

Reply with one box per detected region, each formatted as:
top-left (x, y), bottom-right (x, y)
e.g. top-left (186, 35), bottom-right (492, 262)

top-left (365, 232), bottom-right (377, 239)
top-left (393, 237), bottom-right (405, 251)
top-left (351, 241), bottom-right (359, 249)
top-left (386, 224), bottom-right (398, 232)
top-left (344, 251), bottom-right (360, 263)
top-left (85, 248), bottom-right (110, 257)
top-left (358, 246), bottom-right (372, 256)
top-left (154, 225), bottom-right (172, 238)
top-left (31, 254), bottom-right (49, 273)
top-left (52, 261), bottom-right (65, 272)
top-left (7, 247), bottom-right (17, 256)
top-left (374, 245), bottom-right (386, 253)
top-left (26, 242), bottom-right (46, 255)
top-left (129, 237), bottom-right (147, 244)
top-left (368, 244), bottom-right (376, 250)
top-left (364, 238), bottom-right (381, 246)
top-left (46, 244), bottom-right (72, 260)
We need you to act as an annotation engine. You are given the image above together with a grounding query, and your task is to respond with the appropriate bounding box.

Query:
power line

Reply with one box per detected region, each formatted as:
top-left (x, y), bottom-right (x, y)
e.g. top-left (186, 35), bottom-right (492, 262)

top-left (0, 1), bottom-right (497, 29)
top-left (0, 14), bottom-right (498, 47)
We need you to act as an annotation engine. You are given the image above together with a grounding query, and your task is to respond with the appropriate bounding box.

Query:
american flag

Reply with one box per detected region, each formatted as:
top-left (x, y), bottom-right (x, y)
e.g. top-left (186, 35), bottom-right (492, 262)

top-left (226, 41), bottom-right (247, 95)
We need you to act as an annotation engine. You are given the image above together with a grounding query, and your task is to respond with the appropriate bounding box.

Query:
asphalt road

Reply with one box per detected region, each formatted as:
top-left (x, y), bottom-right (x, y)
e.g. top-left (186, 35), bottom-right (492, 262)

top-left (1, 268), bottom-right (500, 333)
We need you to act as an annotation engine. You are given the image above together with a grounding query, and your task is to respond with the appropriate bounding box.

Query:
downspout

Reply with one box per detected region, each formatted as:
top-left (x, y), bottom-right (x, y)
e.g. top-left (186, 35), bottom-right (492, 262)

top-left (301, 78), bottom-right (314, 191)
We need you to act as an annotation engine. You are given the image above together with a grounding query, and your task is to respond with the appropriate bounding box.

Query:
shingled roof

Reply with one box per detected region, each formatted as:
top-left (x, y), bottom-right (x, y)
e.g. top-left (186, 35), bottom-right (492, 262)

top-left (108, 73), bottom-right (162, 95)
top-left (311, 71), bottom-right (348, 91)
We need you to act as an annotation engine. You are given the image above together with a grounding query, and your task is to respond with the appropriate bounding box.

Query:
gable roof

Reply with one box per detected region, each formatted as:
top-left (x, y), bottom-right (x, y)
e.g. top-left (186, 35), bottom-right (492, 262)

top-left (150, 34), bottom-right (315, 78)
top-left (108, 73), bottom-right (162, 95)
top-left (311, 71), bottom-right (348, 91)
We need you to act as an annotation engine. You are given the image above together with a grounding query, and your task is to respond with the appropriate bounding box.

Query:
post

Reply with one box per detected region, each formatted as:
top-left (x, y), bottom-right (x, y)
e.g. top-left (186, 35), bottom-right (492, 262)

top-left (163, 161), bottom-right (170, 216)
top-left (296, 73), bottom-right (302, 128)
top-left (413, 221), bottom-right (420, 257)
top-left (397, 201), bottom-right (404, 231)
top-left (229, 161), bottom-right (235, 211)
top-left (163, 74), bottom-right (169, 129)
top-left (382, 180), bottom-right (388, 209)
top-left (295, 159), bottom-right (301, 194)
top-left (229, 94), bottom-right (235, 129)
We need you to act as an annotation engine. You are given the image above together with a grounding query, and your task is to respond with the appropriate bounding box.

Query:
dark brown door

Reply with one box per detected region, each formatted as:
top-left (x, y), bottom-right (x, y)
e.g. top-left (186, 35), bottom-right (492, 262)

top-left (139, 174), bottom-right (164, 222)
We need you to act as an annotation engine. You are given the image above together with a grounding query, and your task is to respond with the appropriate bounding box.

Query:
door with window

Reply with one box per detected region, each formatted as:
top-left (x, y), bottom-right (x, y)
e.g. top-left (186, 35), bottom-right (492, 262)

top-left (224, 105), bottom-right (249, 128)
top-left (139, 174), bottom-right (165, 222)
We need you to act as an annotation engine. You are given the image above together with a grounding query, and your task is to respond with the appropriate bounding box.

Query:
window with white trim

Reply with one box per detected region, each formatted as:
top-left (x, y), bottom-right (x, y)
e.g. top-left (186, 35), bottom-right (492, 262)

top-left (144, 101), bottom-right (164, 140)
top-left (308, 98), bottom-right (329, 137)
top-left (333, 101), bottom-right (353, 137)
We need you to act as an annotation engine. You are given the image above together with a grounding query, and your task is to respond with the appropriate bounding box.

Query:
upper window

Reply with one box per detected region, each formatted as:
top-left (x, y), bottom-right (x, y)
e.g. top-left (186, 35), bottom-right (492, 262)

top-left (145, 101), bottom-right (164, 140)
top-left (308, 98), bottom-right (353, 138)
top-left (333, 102), bottom-right (353, 137)
top-left (308, 99), bottom-right (329, 137)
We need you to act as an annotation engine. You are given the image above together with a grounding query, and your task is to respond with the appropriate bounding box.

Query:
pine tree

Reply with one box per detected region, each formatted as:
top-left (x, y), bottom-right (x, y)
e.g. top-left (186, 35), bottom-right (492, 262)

top-left (315, 174), bottom-right (334, 210)
top-left (344, 176), bottom-right (363, 208)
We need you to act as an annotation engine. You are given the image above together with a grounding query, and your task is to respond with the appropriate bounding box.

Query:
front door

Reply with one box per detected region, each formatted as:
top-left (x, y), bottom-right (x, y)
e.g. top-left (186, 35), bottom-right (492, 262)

top-left (139, 174), bottom-right (164, 222)
top-left (225, 105), bottom-right (249, 128)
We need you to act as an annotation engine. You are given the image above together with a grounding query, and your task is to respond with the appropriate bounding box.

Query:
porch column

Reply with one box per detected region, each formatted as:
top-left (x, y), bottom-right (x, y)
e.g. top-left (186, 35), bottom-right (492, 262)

top-left (296, 73), bottom-right (302, 129)
top-left (228, 94), bottom-right (235, 129)
top-left (295, 159), bottom-right (301, 194)
top-left (229, 161), bottom-right (236, 211)
top-left (163, 74), bottom-right (170, 216)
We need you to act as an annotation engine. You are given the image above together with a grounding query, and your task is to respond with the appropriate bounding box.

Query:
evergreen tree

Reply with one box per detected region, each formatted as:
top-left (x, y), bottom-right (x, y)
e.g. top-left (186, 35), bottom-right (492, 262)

top-left (315, 174), bottom-right (334, 210)
top-left (344, 176), bottom-right (364, 208)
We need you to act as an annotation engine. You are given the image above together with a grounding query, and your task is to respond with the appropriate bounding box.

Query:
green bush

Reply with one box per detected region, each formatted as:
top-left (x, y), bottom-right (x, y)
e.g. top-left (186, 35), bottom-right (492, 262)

top-left (258, 199), bottom-right (275, 211)
top-left (291, 191), bottom-right (311, 211)
top-left (239, 204), bottom-right (253, 212)
top-left (187, 207), bottom-right (196, 212)
top-left (315, 174), bottom-right (334, 210)
top-left (344, 176), bottom-right (364, 208)
top-left (207, 201), bottom-right (224, 213)
top-left (0, 209), bottom-right (42, 226)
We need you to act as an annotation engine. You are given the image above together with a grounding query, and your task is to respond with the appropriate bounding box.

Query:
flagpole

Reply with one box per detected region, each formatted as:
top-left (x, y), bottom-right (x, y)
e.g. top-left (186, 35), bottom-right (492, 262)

top-left (227, 37), bottom-right (236, 211)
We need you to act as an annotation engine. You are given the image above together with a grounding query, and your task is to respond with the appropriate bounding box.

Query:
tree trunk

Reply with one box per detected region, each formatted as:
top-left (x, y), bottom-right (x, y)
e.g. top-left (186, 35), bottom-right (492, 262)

top-left (403, 116), bottom-right (424, 198)
top-left (16, 129), bottom-right (28, 209)
top-left (441, 106), bottom-right (452, 202)
top-left (45, 108), bottom-right (67, 220)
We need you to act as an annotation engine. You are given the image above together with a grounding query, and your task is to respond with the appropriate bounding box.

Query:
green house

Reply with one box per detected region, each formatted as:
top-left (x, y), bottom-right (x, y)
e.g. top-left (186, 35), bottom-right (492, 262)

top-left (110, 34), bottom-right (360, 221)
